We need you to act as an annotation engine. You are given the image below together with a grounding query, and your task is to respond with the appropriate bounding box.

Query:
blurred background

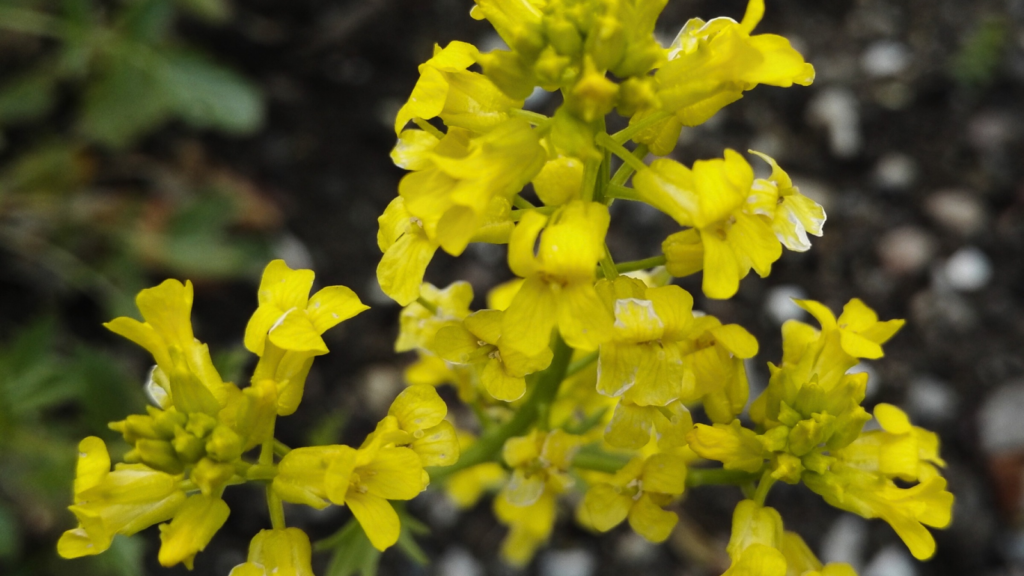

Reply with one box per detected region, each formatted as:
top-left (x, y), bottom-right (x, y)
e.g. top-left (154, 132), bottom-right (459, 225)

top-left (0, 0), bottom-right (1022, 574)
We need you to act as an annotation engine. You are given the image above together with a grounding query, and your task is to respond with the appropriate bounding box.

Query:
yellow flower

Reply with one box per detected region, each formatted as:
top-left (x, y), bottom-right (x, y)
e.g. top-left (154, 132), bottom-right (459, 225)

top-left (229, 528), bottom-right (314, 576)
top-left (839, 403), bottom-right (945, 482)
top-left (395, 281), bottom-right (474, 353)
top-left (157, 493), bottom-right (230, 569)
top-left (577, 452), bottom-right (687, 542)
top-left (57, 437), bottom-right (186, 559)
top-left (377, 197), bottom-right (442, 306)
top-left (244, 259), bottom-right (368, 357)
top-left (782, 531), bottom-right (858, 576)
top-left (637, 150), bottom-right (782, 299)
top-left (373, 383), bottom-right (460, 467)
top-left (721, 500), bottom-right (787, 576)
top-left (105, 279), bottom-right (238, 414)
top-left (795, 298), bottom-right (905, 360)
top-left (494, 489), bottom-right (557, 566)
top-left (656, 0), bottom-right (813, 127)
top-left (502, 429), bottom-right (583, 506)
top-left (398, 120), bottom-right (544, 256)
top-left (243, 260), bottom-right (367, 415)
top-left (394, 41), bottom-right (523, 135)
top-left (604, 398), bottom-right (693, 450)
top-left (747, 151), bottom-right (826, 252)
top-left (434, 309), bottom-right (553, 401)
top-left (501, 200), bottom-right (614, 354)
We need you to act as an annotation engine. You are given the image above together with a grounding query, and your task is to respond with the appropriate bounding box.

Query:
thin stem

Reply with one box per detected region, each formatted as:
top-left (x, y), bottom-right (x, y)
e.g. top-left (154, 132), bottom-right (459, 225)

top-left (686, 467), bottom-right (761, 488)
top-left (273, 439), bottom-right (292, 457)
top-left (510, 108), bottom-right (551, 126)
top-left (511, 206), bottom-right (558, 221)
top-left (611, 110), bottom-right (673, 145)
top-left (605, 183), bottom-right (643, 202)
top-left (565, 350), bottom-right (598, 378)
top-left (596, 133), bottom-right (648, 173)
top-left (752, 470), bottom-right (777, 506)
top-left (609, 144), bottom-right (649, 188)
top-left (513, 195), bottom-right (537, 209)
top-left (427, 334), bottom-right (574, 483)
top-left (599, 243), bottom-right (619, 280)
top-left (260, 434), bottom-right (286, 529)
top-left (413, 118), bottom-right (445, 140)
top-left (572, 445), bottom-right (631, 474)
top-left (416, 296), bottom-right (438, 315)
top-left (616, 255), bottom-right (666, 274)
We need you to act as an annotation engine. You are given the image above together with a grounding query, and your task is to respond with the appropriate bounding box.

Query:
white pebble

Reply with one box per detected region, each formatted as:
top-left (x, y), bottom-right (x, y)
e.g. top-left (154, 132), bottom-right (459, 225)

top-left (539, 549), bottom-right (596, 576)
top-left (863, 546), bottom-right (917, 576)
top-left (361, 365), bottom-right (403, 414)
top-left (861, 41), bottom-right (912, 78)
top-left (764, 285), bottom-right (808, 325)
top-left (821, 515), bottom-right (868, 569)
top-left (435, 547), bottom-right (484, 576)
top-left (877, 226), bottom-right (937, 275)
top-left (925, 190), bottom-right (986, 236)
top-left (807, 87), bottom-right (862, 158)
top-left (905, 376), bottom-right (957, 423)
top-left (942, 246), bottom-right (992, 292)
top-left (874, 153), bottom-right (918, 191)
top-left (979, 382), bottom-right (1024, 455)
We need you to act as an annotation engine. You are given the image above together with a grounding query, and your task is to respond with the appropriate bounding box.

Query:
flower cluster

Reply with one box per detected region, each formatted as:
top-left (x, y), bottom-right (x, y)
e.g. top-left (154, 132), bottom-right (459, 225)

top-left (61, 0), bottom-right (953, 573)
top-left (58, 261), bottom-right (459, 572)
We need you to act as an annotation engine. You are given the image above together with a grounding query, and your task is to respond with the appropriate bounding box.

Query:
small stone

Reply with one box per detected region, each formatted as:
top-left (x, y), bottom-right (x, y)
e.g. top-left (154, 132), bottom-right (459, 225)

top-left (539, 548), bottom-right (596, 576)
top-left (861, 40), bottom-right (912, 78)
top-left (874, 153), bottom-right (918, 191)
top-left (925, 190), bottom-right (987, 236)
top-left (820, 515), bottom-right (868, 569)
top-left (979, 382), bottom-right (1024, 455)
top-left (361, 365), bottom-right (402, 415)
top-left (942, 246), bottom-right (993, 292)
top-left (273, 234), bottom-right (315, 270)
top-left (764, 284), bottom-right (809, 325)
top-left (435, 547), bottom-right (484, 576)
top-left (863, 545), bottom-right (917, 576)
top-left (807, 88), bottom-right (862, 158)
top-left (616, 532), bottom-right (658, 564)
top-left (905, 376), bottom-right (957, 423)
top-left (910, 289), bottom-right (977, 332)
top-left (877, 226), bottom-right (937, 275)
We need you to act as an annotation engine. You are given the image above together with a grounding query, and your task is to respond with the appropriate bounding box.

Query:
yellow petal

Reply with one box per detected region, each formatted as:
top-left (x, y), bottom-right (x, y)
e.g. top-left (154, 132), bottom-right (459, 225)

top-left (257, 260), bottom-right (314, 310)
top-left (641, 453), bottom-right (688, 496)
top-left (702, 232), bottom-right (743, 299)
top-left (487, 278), bottom-right (524, 311)
top-left (464, 309), bottom-right (504, 345)
top-left (662, 228), bottom-right (705, 278)
top-left (394, 65), bottom-right (449, 135)
top-left (874, 403), bottom-right (912, 435)
top-left (361, 447), bottom-right (428, 500)
top-left (74, 436), bottom-right (110, 497)
top-left (58, 526), bottom-right (109, 558)
top-left (578, 484), bottom-right (631, 532)
top-left (388, 384), bottom-right (448, 432)
top-left (307, 286), bottom-right (368, 334)
top-left (507, 210), bottom-right (548, 278)
top-left (243, 304), bottom-right (282, 356)
top-left (628, 493), bottom-right (678, 543)
top-left (268, 311), bottom-right (328, 355)
top-left (501, 276), bottom-right (558, 356)
top-left (246, 528), bottom-right (314, 576)
top-left (557, 281), bottom-right (614, 351)
top-left (710, 324), bottom-right (759, 358)
top-left (376, 229), bottom-right (439, 307)
top-left (483, 359), bottom-right (527, 402)
top-left (412, 420), bottom-right (460, 467)
top-left (157, 494), bottom-right (230, 569)
top-left (346, 492), bottom-right (401, 551)
top-left (605, 402), bottom-right (654, 449)
top-left (391, 129), bottom-right (440, 171)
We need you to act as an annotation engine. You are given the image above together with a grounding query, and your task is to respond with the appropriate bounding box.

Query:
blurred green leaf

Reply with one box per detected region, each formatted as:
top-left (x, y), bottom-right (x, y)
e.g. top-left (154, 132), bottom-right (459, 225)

top-left (118, 0), bottom-right (174, 43)
top-left (0, 500), bottom-right (21, 560)
top-left (0, 142), bottom-right (89, 194)
top-left (161, 51), bottom-right (264, 134)
top-left (0, 71), bottom-right (57, 126)
top-left (321, 519), bottom-right (381, 576)
top-left (212, 344), bottom-right (252, 385)
top-left (951, 16), bottom-right (1007, 87)
top-left (83, 533), bottom-right (144, 576)
top-left (306, 409), bottom-right (349, 447)
top-left (78, 57), bottom-right (170, 147)
top-left (175, 0), bottom-right (231, 23)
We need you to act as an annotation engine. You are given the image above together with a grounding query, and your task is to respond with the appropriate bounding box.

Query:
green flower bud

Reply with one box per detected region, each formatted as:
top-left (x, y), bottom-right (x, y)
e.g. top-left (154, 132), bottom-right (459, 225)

top-left (206, 425), bottom-right (243, 463)
top-left (190, 458), bottom-right (236, 497)
top-left (132, 438), bottom-right (183, 474)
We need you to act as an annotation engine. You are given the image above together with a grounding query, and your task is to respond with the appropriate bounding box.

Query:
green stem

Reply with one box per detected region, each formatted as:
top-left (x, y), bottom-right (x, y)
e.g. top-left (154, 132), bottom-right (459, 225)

top-left (412, 118), bottom-right (445, 139)
top-left (596, 133), bottom-right (647, 173)
top-left (599, 243), bottom-right (618, 280)
top-left (609, 144), bottom-right (649, 188)
top-left (273, 439), bottom-right (292, 457)
top-left (572, 445), bottom-right (631, 474)
top-left (611, 110), bottom-right (673, 145)
top-left (427, 334), bottom-right (574, 483)
top-left (752, 470), bottom-right (777, 505)
top-left (513, 195), bottom-right (537, 209)
top-left (510, 108), bottom-right (551, 127)
top-left (616, 255), bottom-right (666, 274)
top-left (686, 468), bottom-right (760, 488)
top-left (605, 183), bottom-right (643, 202)
top-left (416, 296), bottom-right (438, 315)
top-left (565, 350), bottom-right (598, 378)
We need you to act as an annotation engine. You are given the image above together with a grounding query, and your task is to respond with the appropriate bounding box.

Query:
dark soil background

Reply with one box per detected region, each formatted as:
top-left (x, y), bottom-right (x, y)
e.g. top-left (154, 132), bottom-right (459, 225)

top-left (3, 0), bottom-right (1024, 575)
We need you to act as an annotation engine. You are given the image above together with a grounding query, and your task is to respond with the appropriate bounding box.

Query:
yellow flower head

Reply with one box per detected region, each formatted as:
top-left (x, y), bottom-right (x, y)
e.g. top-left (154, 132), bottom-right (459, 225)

top-left (605, 398), bottom-right (693, 450)
top-left (502, 200), bottom-right (614, 354)
top-left (748, 151), bottom-right (826, 252)
top-left (157, 493), bottom-right (230, 569)
top-left (396, 281), bottom-right (474, 353)
top-left (58, 437), bottom-right (186, 559)
top-left (502, 428), bottom-right (583, 506)
top-left (577, 452), bottom-right (687, 542)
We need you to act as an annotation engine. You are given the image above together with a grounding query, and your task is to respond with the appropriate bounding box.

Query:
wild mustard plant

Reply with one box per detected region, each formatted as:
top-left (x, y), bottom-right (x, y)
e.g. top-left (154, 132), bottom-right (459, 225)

top-left (60, 0), bottom-right (952, 573)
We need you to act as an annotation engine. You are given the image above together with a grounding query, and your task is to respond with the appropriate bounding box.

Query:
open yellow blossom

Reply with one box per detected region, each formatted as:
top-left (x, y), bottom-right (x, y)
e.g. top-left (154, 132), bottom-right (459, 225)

top-left (838, 403), bottom-right (945, 482)
top-left (494, 489), bottom-right (557, 566)
top-left (58, 437), bottom-right (186, 559)
top-left (747, 151), bottom-right (826, 252)
top-left (229, 528), bottom-right (314, 576)
top-left (395, 281), bottom-right (474, 353)
top-left (244, 260), bottom-right (368, 415)
top-left (605, 398), bottom-right (693, 450)
top-left (577, 452), bottom-right (687, 542)
top-left (369, 383), bottom-right (460, 467)
top-left (795, 298), bottom-right (905, 360)
top-left (105, 279), bottom-right (238, 413)
top-left (377, 197), bottom-right (442, 307)
top-left (502, 429), bottom-right (583, 506)
top-left (502, 200), bottom-right (614, 354)
top-left (394, 41), bottom-right (523, 135)
top-left (637, 150), bottom-right (782, 299)
top-left (434, 309), bottom-right (553, 401)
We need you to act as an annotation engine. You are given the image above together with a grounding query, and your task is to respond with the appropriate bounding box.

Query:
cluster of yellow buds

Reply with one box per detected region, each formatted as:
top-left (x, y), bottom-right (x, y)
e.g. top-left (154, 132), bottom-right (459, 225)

top-left (61, 0), bottom-right (953, 573)
top-left (375, 0), bottom-right (953, 571)
top-left (58, 261), bottom-right (460, 571)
